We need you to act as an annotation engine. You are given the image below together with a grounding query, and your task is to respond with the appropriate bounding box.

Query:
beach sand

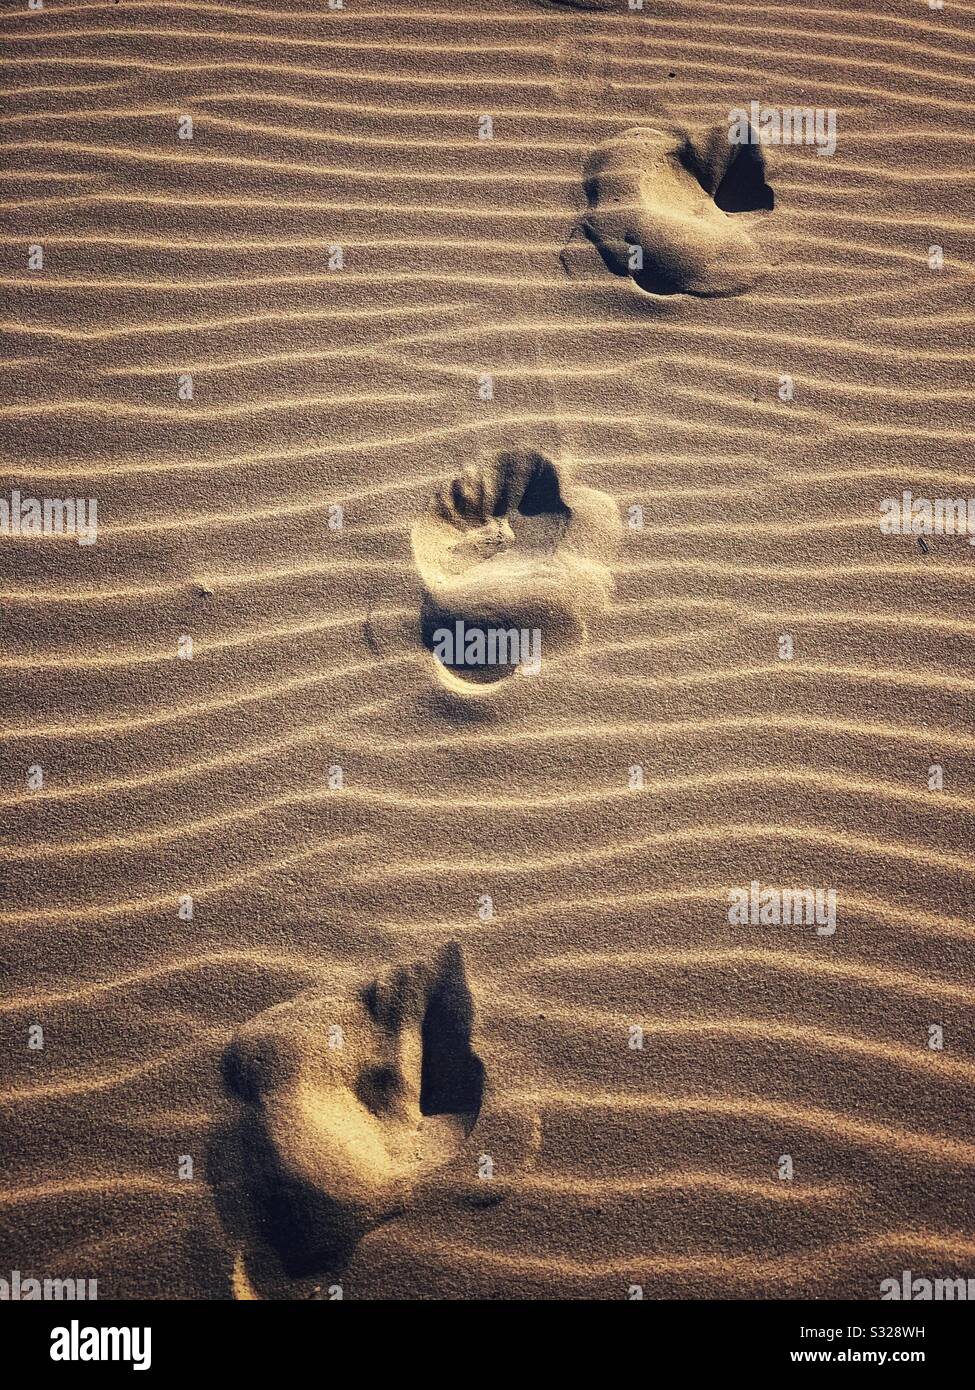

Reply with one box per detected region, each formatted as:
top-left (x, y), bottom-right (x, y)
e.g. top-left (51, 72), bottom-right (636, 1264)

top-left (1, 0), bottom-right (974, 1299)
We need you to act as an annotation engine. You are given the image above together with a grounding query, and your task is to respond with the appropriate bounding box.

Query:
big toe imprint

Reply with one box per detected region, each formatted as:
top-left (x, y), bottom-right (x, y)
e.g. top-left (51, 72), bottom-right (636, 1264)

top-left (411, 449), bottom-right (621, 688)
top-left (224, 943), bottom-right (485, 1274)
top-left (584, 118), bottom-right (775, 297)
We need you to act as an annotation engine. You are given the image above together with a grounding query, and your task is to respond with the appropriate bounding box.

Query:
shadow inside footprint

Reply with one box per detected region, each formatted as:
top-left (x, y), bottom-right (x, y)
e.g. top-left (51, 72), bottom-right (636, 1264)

top-left (220, 944), bottom-right (484, 1278)
top-left (712, 138), bottom-right (774, 215)
top-left (411, 449), bottom-right (620, 691)
top-left (420, 948), bottom-right (485, 1117)
top-left (584, 118), bottom-right (775, 297)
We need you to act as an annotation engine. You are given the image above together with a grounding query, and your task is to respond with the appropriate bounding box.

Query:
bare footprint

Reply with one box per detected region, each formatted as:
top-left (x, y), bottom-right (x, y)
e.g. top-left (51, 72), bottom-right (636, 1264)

top-left (411, 450), bottom-right (621, 689)
top-left (223, 943), bottom-right (485, 1274)
top-left (584, 118), bottom-right (775, 297)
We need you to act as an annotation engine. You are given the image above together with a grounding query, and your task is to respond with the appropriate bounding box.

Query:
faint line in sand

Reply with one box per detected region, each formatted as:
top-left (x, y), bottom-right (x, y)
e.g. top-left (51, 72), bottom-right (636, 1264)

top-left (0, 390), bottom-right (444, 422)
top-left (0, 1041), bottom-right (219, 1105)
top-left (5, 883), bottom-right (973, 943)
top-left (0, 835), bottom-right (378, 926)
top-left (5, 698), bottom-right (974, 770)
top-left (85, 336), bottom-right (975, 409)
top-left (0, 612), bottom-right (367, 671)
top-left (0, 1175), bottom-right (207, 1207)
top-left (12, 423), bottom-right (975, 487)
top-left (0, 299), bottom-right (474, 343)
top-left (1, 56), bottom-right (971, 114)
top-left (494, 1003), bottom-right (975, 1083)
top-left (0, 232), bottom-right (580, 253)
top-left (356, 316), bottom-right (975, 367)
top-left (0, 271), bottom-right (580, 293)
top-left (0, 23), bottom-right (564, 60)
top-left (0, 137), bottom-right (577, 184)
top-left (0, 103), bottom-right (578, 155)
top-left (13, 0), bottom-right (975, 53)
top-left (521, 1092), bottom-right (975, 1167)
top-left (375, 1230), bottom-right (975, 1281)
top-left (373, 887), bottom-right (975, 946)
top-left (512, 1171), bottom-right (850, 1202)
top-left (10, 767), bottom-right (975, 862)
top-left (0, 191), bottom-right (571, 216)
top-left (515, 947), bottom-right (975, 1007)
top-left (329, 827), bottom-right (975, 893)
top-left (0, 949), bottom-right (325, 1015)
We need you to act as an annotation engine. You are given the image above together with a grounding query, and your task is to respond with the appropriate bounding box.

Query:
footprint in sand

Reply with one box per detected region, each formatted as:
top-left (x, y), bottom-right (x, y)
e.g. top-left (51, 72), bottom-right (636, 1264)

top-left (223, 943), bottom-right (485, 1274)
top-left (584, 118), bottom-right (775, 297)
top-left (410, 449), bottom-right (621, 690)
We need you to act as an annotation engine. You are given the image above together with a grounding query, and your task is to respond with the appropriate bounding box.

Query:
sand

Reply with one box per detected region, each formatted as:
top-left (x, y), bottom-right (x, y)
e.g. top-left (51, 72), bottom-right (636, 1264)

top-left (1, 0), bottom-right (974, 1300)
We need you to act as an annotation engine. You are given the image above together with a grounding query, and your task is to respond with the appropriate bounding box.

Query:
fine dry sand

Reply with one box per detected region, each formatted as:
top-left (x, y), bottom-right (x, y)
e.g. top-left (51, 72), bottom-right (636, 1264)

top-left (1, 0), bottom-right (974, 1299)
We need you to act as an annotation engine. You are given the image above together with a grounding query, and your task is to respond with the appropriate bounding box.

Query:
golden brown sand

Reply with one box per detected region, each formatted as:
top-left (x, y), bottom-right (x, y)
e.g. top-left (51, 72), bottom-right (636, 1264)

top-left (1, 0), bottom-right (974, 1299)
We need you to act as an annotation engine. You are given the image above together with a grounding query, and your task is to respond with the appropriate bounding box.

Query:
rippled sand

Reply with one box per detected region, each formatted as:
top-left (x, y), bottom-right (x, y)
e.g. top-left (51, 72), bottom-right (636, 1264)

top-left (1, 0), bottom-right (974, 1299)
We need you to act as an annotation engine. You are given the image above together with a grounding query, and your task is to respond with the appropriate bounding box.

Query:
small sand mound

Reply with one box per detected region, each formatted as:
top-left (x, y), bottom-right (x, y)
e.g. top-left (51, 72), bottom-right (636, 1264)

top-left (584, 119), bottom-right (774, 297)
top-left (411, 450), bottom-right (621, 689)
top-left (224, 944), bottom-right (484, 1273)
